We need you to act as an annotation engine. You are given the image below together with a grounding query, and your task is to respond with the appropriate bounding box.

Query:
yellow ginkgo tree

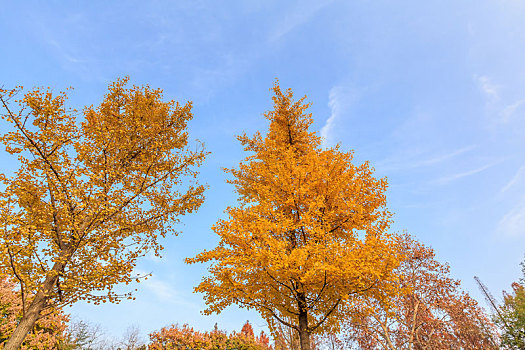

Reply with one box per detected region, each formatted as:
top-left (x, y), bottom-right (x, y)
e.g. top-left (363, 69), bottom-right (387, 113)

top-left (0, 78), bottom-right (207, 349)
top-left (187, 83), bottom-right (403, 350)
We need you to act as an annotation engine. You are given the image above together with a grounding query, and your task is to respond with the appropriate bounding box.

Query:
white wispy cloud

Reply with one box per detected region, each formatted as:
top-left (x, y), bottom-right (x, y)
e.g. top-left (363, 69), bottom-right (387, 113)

top-left (417, 146), bottom-right (477, 166)
top-left (498, 201), bottom-right (525, 237)
top-left (434, 160), bottom-right (500, 185)
top-left (144, 278), bottom-right (176, 300)
top-left (474, 74), bottom-right (525, 125)
top-left (500, 165), bottom-right (525, 193)
top-left (321, 87), bottom-right (342, 146)
top-left (133, 268), bottom-right (200, 309)
top-left (499, 99), bottom-right (525, 123)
top-left (145, 251), bottom-right (164, 263)
top-left (45, 38), bottom-right (88, 65)
top-left (269, 1), bottom-right (332, 42)
top-left (475, 75), bottom-right (500, 101)
top-left (134, 269), bottom-right (175, 301)
top-left (377, 145), bottom-right (476, 172)
top-left (321, 85), bottom-right (357, 147)
top-left (36, 25), bottom-right (106, 82)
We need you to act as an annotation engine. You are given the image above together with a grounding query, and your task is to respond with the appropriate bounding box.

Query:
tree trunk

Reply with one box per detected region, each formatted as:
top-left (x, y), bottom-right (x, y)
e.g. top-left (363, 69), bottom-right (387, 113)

top-left (3, 257), bottom-right (67, 350)
top-left (297, 291), bottom-right (311, 350)
top-left (298, 310), bottom-right (311, 350)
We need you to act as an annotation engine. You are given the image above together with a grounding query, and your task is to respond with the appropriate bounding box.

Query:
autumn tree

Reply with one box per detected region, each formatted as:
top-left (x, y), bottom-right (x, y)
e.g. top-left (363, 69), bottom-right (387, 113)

top-left (0, 78), bottom-right (207, 349)
top-left (273, 320), bottom-right (301, 350)
top-left (59, 320), bottom-right (147, 350)
top-left (187, 83), bottom-right (403, 350)
top-left (59, 319), bottom-right (110, 350)
top-left (495, 258), bottom-right (525, 349)
top-left (148, 323), bottom-right (271, 350)
top-left (0, 276), bottom-right (69, 349)
top-left (272, 315), bottom-right (325, 350)
top-left (241, 321), bottom-right (272, 348)
top-left (242, 320), bottom-right (255, 338)
top-left (497, 282), bottom-right (525, 349)
top-left (257, 330), bottom-right (271, 348)
top-left (342, 234), bottom-right (499, 350)
top-left (118, 325), bottom-right (147, 350)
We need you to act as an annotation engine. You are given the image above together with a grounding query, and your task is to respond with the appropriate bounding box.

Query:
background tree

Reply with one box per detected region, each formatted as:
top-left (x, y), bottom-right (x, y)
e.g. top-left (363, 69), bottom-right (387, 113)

top-left (273, 320), bottom-right (301, 350)
top-left (272, 317), bottom-right (325, 350)
top-left (148, 323), bottom-right (271, 350)
top-left (272, 315), bottom-right (325, 350)
top-left (59, 319), bottom-right (146, 350)
top-left (316, 333), bottom-right (343, 350)
top-left (0, 78), bottom-right (207, 349)
top-left (342, 234), bottom-right (499, 350)
top-left (495, 258), bottom-right (525, 349)
top-left (0, 276), bottom-right (69, 349)
top-left (257, 330), bottom-right (271, 348)
top-left (497, 282), bottom-right (525, 349)
top-left (60, 319), bottom-right (108, 350)
top-left (118, 325), bottom-right (147, 350)
top-left (187, 83), bottom-right (403, 350)
top-left (241, 320), bottom-right (255, 339)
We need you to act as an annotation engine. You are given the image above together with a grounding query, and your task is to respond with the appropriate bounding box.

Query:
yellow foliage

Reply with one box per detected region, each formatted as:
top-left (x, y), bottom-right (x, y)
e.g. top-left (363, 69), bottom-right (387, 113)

top-left (188, 82), bottom-right (403, 346)
top-left (0, 78), bottom-right (207, 348)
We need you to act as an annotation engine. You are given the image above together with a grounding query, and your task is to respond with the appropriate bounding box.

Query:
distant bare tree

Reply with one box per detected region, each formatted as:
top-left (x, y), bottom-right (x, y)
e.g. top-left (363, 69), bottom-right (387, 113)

top-left (61, 319), bottom-right (114, 350)
top-left (117, 325), bottom-right (146, 350)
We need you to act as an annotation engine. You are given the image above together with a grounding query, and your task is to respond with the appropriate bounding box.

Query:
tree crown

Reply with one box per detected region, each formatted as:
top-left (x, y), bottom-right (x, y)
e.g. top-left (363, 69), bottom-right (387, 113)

top-left (188, 83), bottom-right (402, 341)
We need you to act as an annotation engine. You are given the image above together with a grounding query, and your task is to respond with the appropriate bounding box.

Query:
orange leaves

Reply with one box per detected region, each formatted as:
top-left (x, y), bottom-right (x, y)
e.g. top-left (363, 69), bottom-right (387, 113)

top-left (0, 277), bottom-right (69, 349)
top-left (148, 323), bottom-right (271, 350)
top-left (189, 82), bottom-right (403, 349)
top-left (241, 320), bottom-right (255, 338)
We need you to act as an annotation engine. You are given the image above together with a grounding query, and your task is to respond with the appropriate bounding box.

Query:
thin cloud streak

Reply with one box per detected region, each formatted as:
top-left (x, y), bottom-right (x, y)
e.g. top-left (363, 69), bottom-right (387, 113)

top-left (46, 38), bottom-right (88, 65)
top-left (377, 145), bottom-right (476, 173)
top-left (474, 74), bottom-right (525, 126)
top-left (500, 165), bottom-right (525, 194)
top-left (321, 86), bottom-right (341, 146)
top-left (500, 99), bottom-right (525, 123)
top-left (498, 201), bottom-right (525, 237)
top-left (434, 160), bottom-right (500, 185)
top-left (415, 146), bottom-right (477, 167)
top-left (269, 1), bottom-right (332, 42)
top-left (144, 278), bottom-right (176, 300)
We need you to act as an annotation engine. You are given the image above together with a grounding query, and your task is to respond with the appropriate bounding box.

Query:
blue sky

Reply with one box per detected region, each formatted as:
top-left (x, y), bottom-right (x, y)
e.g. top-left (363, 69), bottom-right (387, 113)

top-left (2, 0), bottom-right (525, 342)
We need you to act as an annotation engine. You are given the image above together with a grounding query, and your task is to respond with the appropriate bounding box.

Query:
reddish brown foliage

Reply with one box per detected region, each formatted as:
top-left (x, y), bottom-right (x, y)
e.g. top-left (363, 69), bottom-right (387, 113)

top-left (257, 330), bottom-right (271, 347)
top-left (148, 323), bottom-right (271, 350)
top-left (242, 321), bottom-right (255, 339)
top-left (341, 234), bottom-right (499, 350)
top-left (0, 277), bottom-right (69, 349)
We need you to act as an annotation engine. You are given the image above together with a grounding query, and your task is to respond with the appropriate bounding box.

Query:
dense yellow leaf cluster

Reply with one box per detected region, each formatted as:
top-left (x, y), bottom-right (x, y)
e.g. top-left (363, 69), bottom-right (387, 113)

top-left (188, 83), bottom-right (403, 348)
top-left (0, 78), bottom-right (207, 348)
